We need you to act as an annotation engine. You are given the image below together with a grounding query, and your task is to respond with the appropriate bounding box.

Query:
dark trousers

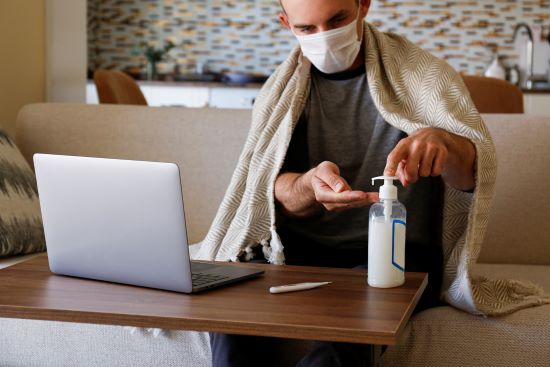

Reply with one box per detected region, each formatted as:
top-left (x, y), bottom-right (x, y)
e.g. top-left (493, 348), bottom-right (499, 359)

top-left (210, 333), bottom-right (377, 367)
top-left (210, 229), bottom-right (444, 367)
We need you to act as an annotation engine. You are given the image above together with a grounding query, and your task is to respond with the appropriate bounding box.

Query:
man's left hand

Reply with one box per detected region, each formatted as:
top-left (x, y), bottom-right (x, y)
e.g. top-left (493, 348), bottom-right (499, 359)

top-left (384, 127), bottom-right (476, 191)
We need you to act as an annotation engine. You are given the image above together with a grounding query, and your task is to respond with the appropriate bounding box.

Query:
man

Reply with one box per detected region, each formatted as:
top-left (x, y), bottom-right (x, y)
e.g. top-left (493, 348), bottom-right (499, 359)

top-left (209, 0), bottom-right (479, 366)
top-left (275, 0), bottom-right (475, 219)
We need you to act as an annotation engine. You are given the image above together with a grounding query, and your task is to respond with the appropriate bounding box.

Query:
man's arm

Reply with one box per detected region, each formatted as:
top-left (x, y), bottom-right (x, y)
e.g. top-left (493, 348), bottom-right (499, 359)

top-left (275, 161), bottom-right (379, 218)
top-left (274, 170), bottom-right (322, 218)
top-left (384, 127), bottom-right (476, 191)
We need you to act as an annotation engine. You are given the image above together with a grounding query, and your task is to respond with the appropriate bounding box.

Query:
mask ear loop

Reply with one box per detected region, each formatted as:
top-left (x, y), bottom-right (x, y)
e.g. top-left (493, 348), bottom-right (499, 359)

top-left (355, 5), bottom-right (365, 43)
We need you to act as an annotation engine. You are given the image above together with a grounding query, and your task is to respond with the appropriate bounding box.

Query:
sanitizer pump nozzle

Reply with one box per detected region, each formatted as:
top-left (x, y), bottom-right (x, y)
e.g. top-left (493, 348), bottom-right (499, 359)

top-left (368, 176), bottom-right (407, 288)
top-left (371, 176), bottom-right (398, 221)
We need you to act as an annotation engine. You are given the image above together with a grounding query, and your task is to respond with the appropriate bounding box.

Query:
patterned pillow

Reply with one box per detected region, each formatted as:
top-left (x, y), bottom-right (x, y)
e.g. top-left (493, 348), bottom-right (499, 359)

top-left (0, 129), bottom-right (45, 258)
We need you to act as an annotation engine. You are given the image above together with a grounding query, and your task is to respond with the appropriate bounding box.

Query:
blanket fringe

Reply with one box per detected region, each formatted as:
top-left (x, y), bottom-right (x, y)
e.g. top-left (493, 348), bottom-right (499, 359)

top-left (261, 239), bottom-right (271, 261)
top-left (262, 227), bottom-right (285, 265)
top-left (242, 245), bottom-right (256, 262)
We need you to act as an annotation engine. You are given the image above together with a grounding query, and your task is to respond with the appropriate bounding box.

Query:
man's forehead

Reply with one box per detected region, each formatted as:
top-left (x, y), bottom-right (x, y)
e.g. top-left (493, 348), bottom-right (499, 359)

top-left (281, 0), bottom-right (357, 23)
top-left (280, 0), bottom-right (357, 7)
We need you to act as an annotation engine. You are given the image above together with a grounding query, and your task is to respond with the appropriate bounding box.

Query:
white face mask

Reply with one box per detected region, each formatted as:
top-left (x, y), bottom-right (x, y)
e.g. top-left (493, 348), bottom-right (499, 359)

top-left (294, 9), bottom-right (363, 74)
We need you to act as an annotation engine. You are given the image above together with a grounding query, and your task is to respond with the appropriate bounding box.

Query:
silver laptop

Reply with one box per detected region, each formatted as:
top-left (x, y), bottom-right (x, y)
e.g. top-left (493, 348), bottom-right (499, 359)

top-left (33, 153), bottom-right (263, 293)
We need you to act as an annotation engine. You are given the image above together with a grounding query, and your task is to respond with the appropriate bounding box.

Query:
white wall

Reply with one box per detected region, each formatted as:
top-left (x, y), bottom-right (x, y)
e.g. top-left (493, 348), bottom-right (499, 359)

top-left (46, 0), bottom-right (87, 103)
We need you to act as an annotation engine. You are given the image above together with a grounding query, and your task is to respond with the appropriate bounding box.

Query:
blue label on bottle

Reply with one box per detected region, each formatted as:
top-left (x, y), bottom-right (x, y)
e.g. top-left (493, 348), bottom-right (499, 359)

top-left (392, 219), bottom-right (406, 272)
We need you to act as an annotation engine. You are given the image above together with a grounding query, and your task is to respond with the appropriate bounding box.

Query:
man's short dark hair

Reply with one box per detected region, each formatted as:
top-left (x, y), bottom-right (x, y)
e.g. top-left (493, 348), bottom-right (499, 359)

top-left (279, 0), bottom-right (360, 13)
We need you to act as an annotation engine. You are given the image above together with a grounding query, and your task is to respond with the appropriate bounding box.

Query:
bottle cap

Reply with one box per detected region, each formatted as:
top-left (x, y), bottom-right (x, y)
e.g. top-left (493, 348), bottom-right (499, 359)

top-left (371, 176), bottom-right (398, 200)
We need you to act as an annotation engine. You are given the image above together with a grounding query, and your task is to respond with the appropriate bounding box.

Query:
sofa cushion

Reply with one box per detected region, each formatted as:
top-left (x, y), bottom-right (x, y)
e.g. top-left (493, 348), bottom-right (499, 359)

top-left (0, 130), bottom-right (45, 258)
top-left (480, 114), bottom-right (550, 265)
top-left (380, 263), bottom-right (550, 367)
top-left (15, 104), bottom-right (251, 244)
top-left (0, 252), bottom-right (42, 269)
top-left (0, 318), bottom-right (211, 367)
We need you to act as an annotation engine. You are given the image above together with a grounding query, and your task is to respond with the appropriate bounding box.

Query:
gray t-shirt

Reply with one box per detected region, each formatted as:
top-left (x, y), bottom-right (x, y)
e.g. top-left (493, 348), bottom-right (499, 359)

top-left (278, 65), bottom-right (444, 251)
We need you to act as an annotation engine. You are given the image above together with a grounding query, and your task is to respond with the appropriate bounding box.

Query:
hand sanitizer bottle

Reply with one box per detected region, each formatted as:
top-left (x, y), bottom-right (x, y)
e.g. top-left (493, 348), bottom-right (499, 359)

top-left (368, 176), bottom-right (406, 288)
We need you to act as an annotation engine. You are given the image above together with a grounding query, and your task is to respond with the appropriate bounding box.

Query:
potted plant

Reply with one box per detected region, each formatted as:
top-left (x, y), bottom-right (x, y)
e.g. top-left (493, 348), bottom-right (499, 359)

top-left (140, 40), bottom-right (176, 80)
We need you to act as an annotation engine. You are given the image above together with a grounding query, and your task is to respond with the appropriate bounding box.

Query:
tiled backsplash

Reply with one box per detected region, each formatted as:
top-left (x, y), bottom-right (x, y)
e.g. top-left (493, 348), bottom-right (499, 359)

top-left (88, 0), bottom-right (550, 76)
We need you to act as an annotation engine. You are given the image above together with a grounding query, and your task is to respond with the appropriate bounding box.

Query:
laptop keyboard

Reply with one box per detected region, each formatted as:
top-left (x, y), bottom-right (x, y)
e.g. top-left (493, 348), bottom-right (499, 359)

top-left (192, 272), bottom-right (230, 287)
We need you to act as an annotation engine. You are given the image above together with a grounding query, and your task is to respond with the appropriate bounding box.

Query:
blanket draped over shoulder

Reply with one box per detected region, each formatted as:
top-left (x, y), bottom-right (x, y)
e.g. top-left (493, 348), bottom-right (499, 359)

top-left (195, 22), bottom-right (550, 316)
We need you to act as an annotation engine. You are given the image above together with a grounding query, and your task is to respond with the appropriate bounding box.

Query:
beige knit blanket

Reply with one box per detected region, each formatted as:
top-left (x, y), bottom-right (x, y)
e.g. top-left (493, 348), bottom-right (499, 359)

top-left (196, 22), bottom-right (550, 316)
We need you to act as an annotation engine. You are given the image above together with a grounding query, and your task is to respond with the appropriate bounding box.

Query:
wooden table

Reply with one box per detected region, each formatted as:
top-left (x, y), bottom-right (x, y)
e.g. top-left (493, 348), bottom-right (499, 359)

top-left (0, 255), bottom-right (427, 345)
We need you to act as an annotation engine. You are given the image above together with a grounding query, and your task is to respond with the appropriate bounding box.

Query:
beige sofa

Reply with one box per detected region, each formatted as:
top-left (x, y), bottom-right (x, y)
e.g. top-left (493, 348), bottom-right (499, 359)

top-left (1, 103), bottom-right (549, 366)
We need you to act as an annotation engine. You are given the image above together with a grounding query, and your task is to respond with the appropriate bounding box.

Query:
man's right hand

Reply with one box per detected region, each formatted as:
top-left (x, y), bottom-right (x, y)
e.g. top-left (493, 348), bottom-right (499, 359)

top-left (311, 161), bottom-right (378, 212)
top-left (275, 161), bottom-right (379, 218)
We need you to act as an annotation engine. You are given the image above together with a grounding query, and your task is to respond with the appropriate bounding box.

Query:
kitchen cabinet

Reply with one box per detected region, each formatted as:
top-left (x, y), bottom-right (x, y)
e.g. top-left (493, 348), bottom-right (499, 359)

top-left (87, 81), bottom-right (550, 116)
top-left (209, 87), bottom-right (259, 109)
top-left (140, 85), bottom-right (209, 107)
top-left (524, 94), bottom-right (550, 116)
top-left (86, 82), bottom-right (260, 109)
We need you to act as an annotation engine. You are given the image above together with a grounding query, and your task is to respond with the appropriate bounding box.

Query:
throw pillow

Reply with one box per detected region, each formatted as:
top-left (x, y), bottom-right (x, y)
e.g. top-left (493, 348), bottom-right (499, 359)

top-left (0, 129), bottom-right (45, 258)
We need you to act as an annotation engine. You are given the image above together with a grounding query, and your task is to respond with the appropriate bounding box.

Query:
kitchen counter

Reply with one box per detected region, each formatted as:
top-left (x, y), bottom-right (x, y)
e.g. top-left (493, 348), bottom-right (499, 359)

top-left (87, 79), bottom-right (550, 113)
top-left (88, 78), bottom-right (265, 89)
top-left (137, 79), bottom-right (265, 89)
top-left (522, 88), bottom-right (550, 94)
top-left (138, 80), bottom-right (546, 93)
top-left (92, 78), bottom-right (549, 93)
top-left (86, 80), bottom-right (263, 109)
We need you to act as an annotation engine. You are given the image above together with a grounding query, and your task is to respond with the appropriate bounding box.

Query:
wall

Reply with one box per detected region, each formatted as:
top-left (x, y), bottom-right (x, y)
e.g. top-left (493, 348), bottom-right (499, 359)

top-left (0, 0), bottom-right (46, 138)
top-left (46, 0), bottom-right (87, 103)
top-left (369, 0), bottom-right (550, 76)
top-left (87, 0), bottom-right (550, 77)
top-left (87, 0), bottom-right (294, 76)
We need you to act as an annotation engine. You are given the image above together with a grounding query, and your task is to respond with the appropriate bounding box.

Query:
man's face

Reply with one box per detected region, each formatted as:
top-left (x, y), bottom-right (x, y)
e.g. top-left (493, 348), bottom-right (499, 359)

top-left (279, 0), bottom-right (371, 38)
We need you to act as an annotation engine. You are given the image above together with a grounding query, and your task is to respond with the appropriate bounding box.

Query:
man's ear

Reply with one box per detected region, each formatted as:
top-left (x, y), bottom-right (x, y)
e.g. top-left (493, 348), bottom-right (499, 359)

top-left (278, 12), bottom-right (291, 30)
top-left (360, 0), bottom-right (371, 18)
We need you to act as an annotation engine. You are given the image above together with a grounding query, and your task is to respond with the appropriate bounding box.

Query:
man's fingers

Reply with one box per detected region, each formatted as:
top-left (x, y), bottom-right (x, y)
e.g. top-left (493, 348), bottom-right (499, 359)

top-left (323, 193), bottom-right (379, 212)
top-left (326, 203), bottom-right (366, 212)
top-left (345, 195), bottom-right (379, 208)
top-left (315, 162), bottom-right (351, 192)
top-left (404, 144), bottom-right (422, 183)
top-left (419, 147), bottom-right (437, 177)
top-left (385, 140), bottom-right (409, 176)
top-left (312, 167), bottom-right (379, 211)
top-left (327, 174), bottom-right (351, 193)
top-left (316, 187), bottom-right (376, 204)
top-left (396, 161), bottom-right (409, 187)
top-left (432, 148), bottom-right (448, 176)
